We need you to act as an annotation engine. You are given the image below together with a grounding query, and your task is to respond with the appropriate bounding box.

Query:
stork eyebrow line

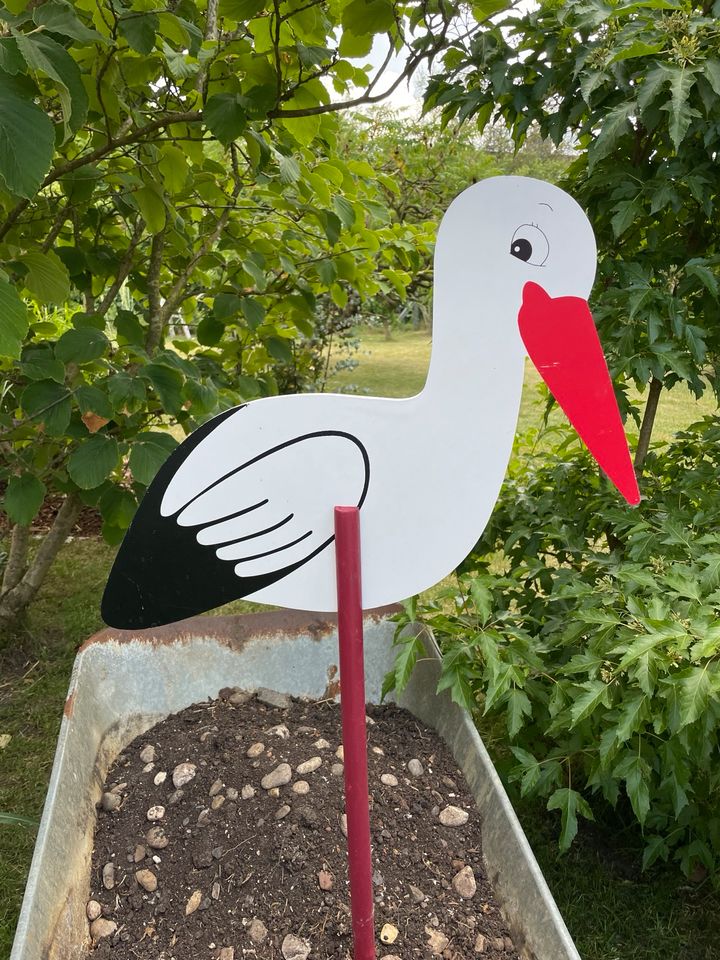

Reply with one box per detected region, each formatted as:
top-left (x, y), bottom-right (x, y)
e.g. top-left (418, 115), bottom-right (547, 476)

top-left (539, 202), bottom-right (554, 211)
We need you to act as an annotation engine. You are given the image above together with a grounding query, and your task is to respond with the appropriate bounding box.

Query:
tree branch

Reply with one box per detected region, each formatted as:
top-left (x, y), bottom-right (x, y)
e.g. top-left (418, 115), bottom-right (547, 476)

top-left (97, 219), bottom-right (144, 317)
top-left (145, 226), bottom-right (167, 355)
top-left (2, 523), bottom-right (30, 594)
top-left (634, 375), bottom-right (663, 476)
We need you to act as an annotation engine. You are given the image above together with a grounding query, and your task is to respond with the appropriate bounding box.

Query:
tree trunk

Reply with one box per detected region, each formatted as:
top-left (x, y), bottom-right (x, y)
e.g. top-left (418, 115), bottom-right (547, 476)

top-left (2, 523), bottom-right (30, 592)
top-left (0, 494), bottom-right (82, 630)
top-left (634, 376), bottom-right (663, 476)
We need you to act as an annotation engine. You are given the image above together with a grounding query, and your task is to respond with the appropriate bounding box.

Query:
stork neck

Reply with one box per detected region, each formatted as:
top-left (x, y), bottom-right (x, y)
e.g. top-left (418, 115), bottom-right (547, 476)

top-left (420, 255), bottom-right (524, 414)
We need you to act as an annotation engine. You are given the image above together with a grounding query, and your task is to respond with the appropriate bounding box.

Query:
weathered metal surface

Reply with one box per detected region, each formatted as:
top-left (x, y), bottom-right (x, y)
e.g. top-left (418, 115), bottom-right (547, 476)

top-left (11, 609), bottom-right (579, 960)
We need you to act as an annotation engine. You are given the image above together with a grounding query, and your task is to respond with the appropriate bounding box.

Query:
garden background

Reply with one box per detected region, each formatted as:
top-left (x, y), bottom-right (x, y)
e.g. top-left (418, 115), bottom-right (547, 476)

top-left (2, 1), bottom-right (720, 957)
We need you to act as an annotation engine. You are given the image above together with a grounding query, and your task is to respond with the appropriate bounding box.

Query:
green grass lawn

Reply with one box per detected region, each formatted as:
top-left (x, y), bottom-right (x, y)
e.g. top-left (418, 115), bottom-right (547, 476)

top-left (2, 326), bottom-right (719, 958)
top-left (328, 325), bottom-right (718, 443)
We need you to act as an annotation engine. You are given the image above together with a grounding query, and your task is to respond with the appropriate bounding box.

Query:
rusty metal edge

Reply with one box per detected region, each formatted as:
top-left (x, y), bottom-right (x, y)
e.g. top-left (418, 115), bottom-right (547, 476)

top-left (78, 604), bottom-right (402, 653)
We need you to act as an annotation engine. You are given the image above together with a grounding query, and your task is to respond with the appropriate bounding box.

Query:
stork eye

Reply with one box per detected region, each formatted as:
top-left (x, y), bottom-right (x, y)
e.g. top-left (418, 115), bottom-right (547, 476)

top-left (510, 224), bottom-right (549, 266)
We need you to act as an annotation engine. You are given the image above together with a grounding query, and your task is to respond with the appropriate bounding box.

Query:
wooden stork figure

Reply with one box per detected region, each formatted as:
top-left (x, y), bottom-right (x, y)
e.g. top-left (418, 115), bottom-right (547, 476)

top-left (102, 176), bottom-right (640, 960)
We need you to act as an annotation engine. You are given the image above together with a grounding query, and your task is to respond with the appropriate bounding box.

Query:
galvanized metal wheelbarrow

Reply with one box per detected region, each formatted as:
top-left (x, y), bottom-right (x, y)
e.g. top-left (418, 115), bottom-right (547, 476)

top-left (10, 609), bottom-right (580, 960)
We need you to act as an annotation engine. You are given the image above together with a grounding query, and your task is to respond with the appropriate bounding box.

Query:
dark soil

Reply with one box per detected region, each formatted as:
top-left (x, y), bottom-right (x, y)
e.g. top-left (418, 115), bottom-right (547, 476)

top-left (87, 690), bottom-right (521, 959)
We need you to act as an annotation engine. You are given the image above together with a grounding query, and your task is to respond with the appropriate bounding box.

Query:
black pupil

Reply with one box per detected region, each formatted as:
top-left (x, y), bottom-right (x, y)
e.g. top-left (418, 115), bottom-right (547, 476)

top-left (511, 238), bottom-right (533, 262)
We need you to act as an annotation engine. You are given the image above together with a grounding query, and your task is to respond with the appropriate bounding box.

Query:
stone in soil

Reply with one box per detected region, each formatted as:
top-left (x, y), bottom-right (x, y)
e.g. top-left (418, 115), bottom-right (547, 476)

top-left (439, 804), bottom-right (469, 826)
top-left (87, 692), bottom-right (521, 960)
top-left (172, 762), bottom-right (196, 788)
top-left (261, 762), bottom-right (292, 789)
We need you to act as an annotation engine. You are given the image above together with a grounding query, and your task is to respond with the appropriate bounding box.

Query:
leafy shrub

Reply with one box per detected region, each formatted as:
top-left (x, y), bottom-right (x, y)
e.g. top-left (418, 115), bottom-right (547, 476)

top-left (388, 419), bottom-right (720, 875)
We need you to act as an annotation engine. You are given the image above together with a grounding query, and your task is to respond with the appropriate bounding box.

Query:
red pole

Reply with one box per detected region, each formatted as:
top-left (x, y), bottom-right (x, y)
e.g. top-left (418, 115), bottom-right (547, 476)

top-left (334, 506), bottom-right (375, 960)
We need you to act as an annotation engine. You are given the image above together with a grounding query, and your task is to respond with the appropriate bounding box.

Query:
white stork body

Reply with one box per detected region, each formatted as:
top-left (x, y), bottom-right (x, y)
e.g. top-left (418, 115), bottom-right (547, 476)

top-left (103, 176), bottom-right (637, 630)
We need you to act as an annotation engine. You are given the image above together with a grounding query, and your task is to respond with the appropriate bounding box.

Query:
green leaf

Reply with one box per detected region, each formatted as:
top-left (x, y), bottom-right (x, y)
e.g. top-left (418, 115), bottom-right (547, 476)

top-left (218, 0), bottom-right (265, 19)
top-left (0, 37), bottom-right (25, 74)
top-left (610, 40), bottom-right (663, 63)
top-left (134, 187), bottom-right (166, 233)
top-left (702, 59), bottom-right (720, 97)
top-left (277, 153), bottom-right (301, 184)
top-left (32, 0), bottom-right (105, 43)
top-left (677, 667), bottom-right (712, 730)
top-left (55, 327), bottom-right (108, 364)
top-left (158, 144), bottom-right (188, 193)
top-left (76, 384), bottom-right (113, 419)
top-left (547, 787), bottom-right (594, 852)
top-left (128, 431), bottom-right (178, 485)
top-left (570, 680), bottom-right (610, 727)
top-left (663, 66), bottom-right (697, 150)
top-left (143, 363), bottom-right (184, 414)
top-left (67, 435), bottom-right (119, 489)
top-left (3, 474), bottom-right (45, 525)
top-left (118, 12), bottom-right (158, 55)
top-left (506, 687), bottom-right (531, 738)
top-left (0, 277), bottom-right (28, 359)
top-left (20, 379), bottom-right (71, 434)
top-left (15, 32), bottom-right (88, 136)
top-left (588, 101), bottom-right (635, 169)
top-left (21, 250), bottom-right (71, 304)
top-left (342, 0), bottom-right (394, 35)
top-left (240, 297), bottom-right (265, 329)
top-left (99, 486), bottom-right (137, 529)
top-left (615, 691), bottom-right (647, 742)
top-left (204, 94), bottom-right (247, 145)
top-left (642, 835), bottom-right (670, 871)
top-left (266, 336), bottom-right (293, 363)
top-left (20, 345), bottom-right (63, 382)
top-left (0, 85), bottom-right (54, 198)
top-left (469, 579), bottom-right (492, 625)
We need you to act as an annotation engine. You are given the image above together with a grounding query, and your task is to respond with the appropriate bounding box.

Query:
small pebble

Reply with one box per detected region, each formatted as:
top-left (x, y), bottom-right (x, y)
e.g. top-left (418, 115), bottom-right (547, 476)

top-left (318, 869), bottom-right (333, 890)
top-left (101, 862), bottom-right (115, 890)
top-left (267, 723), bottom-right (290, 738)
top-left (133, 844), bottom-right (146, 863)
top-left (268, 787), bottom-right (280, 798)
top-left (212, 881), bottom-right (221, 900)
top-left (90, 918), bottom-right (117, 940)
top-left (229, 688), bottom-right (252, 705)
top-left (452, 865), bottom-right (477, 899)
top-left (219, 949), bottom-right (234, 960)
top-left (241, 785), bottom-right (255, 800)
top-left (313, 738), bottom-right (330, 749)
top-left (295, 756), bottom-right (322, 775)
top-left (257, 688), bottom-right (291, 709)
top-left (261, 762), bottom-right (292, 789)
top-left (153, 771), bottom-right (167, 786)
top-left (340, 813), bottom-right (347, 837)
top-left (380, 923), bottom-right (399, 944)
top-left (292, 780), bottom-right (310, 795)
top-left (474, 933), bottom-right (487, 953)
top-left (142, 762), bottom-right (155, 773)
top-left (101, 792), bottom-right (121, 812)
top-left (145, 826), bottom-right (169, 849)
top-left (209, 778), bottom-right (224, 796)
top-left (409, 883), bottom-right (427, 903)
top-left (172, 762), bottom-right (196, 789)
top-left (380, 773), bottom-right (398, 787)
top-left (281, 933), bottom-right (311, 959)
top-left (139, 745), bottom-right (155, 764)
top-left (249, 918), bottom-right (268, 944)
top-left (146, 805), bottom-right (165, 822)
top-left (246, 742), bottom-right (265, 758)
top-left (408, 758), bottom-right (424, 777)
top-left (335, 745), bottom-right (344, 761)
top-left (439, 804), bottom-right (469, 827)
top-left (371, 746), bottom-right (385, 755)
top-left (226, 787), bottom-right (238, 801)
top-left (275, 804), bottom-right (291, 819)
top-left (211, 795), bottom-right (225, 810)
top-left (425, 927), bottom-right (449, 955)
top-left (331, 763), bottom-right (344, 777)
top-left (168, 789), bottom-right (184, 805)
top-left (185, 889), bottom-right (202, 915)
top-left (135, 869), bottom-right (157, 892)
top-left (86, 900), bottom-right (102, 921)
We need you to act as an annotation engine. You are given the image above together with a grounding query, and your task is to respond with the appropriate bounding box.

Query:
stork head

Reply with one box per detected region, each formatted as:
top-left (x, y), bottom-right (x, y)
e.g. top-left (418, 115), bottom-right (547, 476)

top-left (439, 176), bottom-right (640, 506)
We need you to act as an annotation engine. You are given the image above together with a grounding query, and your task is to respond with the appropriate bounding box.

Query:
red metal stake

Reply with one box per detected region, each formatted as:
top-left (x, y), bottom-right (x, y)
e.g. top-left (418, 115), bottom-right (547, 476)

top-left (334, 506), bottom-right (376, 960)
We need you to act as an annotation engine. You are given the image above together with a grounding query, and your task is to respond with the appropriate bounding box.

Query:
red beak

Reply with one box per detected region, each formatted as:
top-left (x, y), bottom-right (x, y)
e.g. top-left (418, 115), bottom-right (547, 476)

top-left (518, 281), bottom-right (640, 506)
